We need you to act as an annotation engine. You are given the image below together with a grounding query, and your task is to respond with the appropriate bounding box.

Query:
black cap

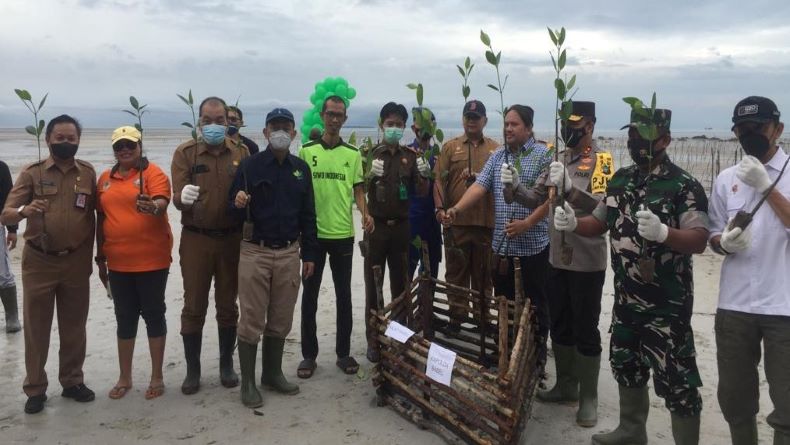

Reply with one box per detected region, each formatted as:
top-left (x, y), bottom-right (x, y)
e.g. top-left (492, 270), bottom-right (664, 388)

top-left (731, 96), bottom-right (780, 129)
top-left (265, 108), bottom-right (295, 125)
top-left (563, 101), bottom-right (595, 122)
top-left (379, 102), bottom-right (408, 122)
top-left (463, 100), bottom-right (486, 117)
top-left (620, 108), bottom-right (672, 131)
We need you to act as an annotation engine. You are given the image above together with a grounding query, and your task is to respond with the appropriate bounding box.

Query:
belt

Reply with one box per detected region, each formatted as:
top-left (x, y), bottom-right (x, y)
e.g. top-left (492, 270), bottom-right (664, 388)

top-left (27, 242), bottom-right (73, 257)
top-left (373, 217), bottom-right (406, 227)
top-left (245, 239), bottom-right (297, 250)
top-left (184, 225), bottom-right (239, 237)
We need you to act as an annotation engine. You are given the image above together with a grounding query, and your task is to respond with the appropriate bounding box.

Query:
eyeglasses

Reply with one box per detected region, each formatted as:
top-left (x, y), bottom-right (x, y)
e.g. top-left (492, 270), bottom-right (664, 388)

top-left (323, 111), bottom-right (345, 121)
top-left (113, 141), bottom-right (137, 152)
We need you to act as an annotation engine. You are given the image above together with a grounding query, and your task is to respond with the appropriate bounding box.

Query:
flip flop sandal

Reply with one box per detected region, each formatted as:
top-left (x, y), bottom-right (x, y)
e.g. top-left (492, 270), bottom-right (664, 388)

top-left (108, 385), bottom-right (132, 400)
top-left (297, 359), bottom-right (317, 379)
top-left (144, 383), bottom-right (165, 400)
top-left (336, 356), bottom-right (360, 375)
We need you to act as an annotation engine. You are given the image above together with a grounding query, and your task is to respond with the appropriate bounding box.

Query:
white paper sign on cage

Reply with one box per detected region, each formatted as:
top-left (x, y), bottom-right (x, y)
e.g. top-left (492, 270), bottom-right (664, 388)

top-left (385, 321), bottom-right (415, 344)
top-left (426, 343), bottom-right (457, 386)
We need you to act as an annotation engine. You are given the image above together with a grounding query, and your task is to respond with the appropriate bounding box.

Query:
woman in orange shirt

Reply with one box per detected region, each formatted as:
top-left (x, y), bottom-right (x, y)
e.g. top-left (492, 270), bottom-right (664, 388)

top-left (96, 126), bottom-right (173, 400)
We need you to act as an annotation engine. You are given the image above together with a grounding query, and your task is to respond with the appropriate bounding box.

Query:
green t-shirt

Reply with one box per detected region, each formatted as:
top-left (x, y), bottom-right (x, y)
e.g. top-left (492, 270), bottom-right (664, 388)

top-left (299, 138), bottom-right (364, 239)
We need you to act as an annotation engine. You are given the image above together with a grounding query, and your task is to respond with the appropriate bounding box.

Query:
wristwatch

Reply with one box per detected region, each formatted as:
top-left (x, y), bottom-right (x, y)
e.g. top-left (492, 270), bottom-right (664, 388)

top-left (16, 205), bottom-right (26, 218)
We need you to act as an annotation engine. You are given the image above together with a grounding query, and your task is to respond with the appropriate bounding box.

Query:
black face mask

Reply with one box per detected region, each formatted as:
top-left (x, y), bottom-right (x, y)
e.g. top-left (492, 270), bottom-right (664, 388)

top-left (419, 131), bottom-right (432, 142)
top-left (561, 126), bottom-right (586, 148)
top-left (738, 132), bottom-right (771, 159)
top-left (627, 138), bottom-right (655, 166)
top-left (51, 142), bottom-right (78, 160)
top-left (227, 125), bottom-right (240, 136)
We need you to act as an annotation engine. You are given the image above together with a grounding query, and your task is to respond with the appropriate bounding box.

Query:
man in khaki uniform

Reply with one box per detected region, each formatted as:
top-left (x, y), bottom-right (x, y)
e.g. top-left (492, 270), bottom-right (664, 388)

top-left (171, 96), bottom-right (249, 394)
top-left (1, 114), bottom-right (97, 414)
top-left (501, 101), bottom-right (614, 427)
top-left (433, 100), bottom-right (498, 329)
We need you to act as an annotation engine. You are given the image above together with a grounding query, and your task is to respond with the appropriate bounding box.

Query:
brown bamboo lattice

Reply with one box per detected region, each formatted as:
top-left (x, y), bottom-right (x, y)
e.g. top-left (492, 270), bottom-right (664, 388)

top-left (369, 245), bottom-right (542, 445)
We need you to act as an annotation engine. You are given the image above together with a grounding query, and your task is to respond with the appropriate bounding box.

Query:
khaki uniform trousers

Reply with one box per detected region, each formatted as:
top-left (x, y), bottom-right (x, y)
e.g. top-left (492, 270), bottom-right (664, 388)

top-left (444, 225), bottom-right (492, 323)
top-left (237, 241), bottom-right (301, 344)
top-left (21, 240), bottom-right (92, 397)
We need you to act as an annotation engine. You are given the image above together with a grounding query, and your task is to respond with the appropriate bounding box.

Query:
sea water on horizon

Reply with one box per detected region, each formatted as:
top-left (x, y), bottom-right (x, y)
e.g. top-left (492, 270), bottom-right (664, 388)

top-left (2, 127), bottom-right (776, 193)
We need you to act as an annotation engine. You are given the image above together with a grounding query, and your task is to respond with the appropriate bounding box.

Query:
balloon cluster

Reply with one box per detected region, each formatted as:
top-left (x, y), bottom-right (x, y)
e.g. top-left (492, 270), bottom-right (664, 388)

top-left (301, 76), bottom-right (357, 142)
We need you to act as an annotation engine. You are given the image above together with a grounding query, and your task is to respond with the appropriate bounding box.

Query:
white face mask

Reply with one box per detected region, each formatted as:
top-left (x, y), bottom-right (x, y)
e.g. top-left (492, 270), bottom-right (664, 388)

top-left (269, 130), bottom-right (292, 151)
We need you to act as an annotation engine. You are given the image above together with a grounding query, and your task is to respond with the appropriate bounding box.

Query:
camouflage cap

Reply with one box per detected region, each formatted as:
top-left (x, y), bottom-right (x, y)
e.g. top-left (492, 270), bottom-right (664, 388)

top-left (620, 108), bottom-right (672, 131)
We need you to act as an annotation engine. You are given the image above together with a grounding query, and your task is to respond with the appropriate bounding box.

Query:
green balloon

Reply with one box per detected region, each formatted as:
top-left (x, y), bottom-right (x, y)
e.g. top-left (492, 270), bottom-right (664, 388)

top-left (324, 91), bottom-right (335, 100)
top-left (334, 84), bottom-right (348, 98)
top-left (309, 93), bottom-right (317, 104)
top-left (347, 87), bottom-right (357, 99)
top-left (323, 78), bottom-right (337, 92)
top-left (315, 86), bottom-right (327, 98)
top-left (301, 124), bottom-right (311, 135)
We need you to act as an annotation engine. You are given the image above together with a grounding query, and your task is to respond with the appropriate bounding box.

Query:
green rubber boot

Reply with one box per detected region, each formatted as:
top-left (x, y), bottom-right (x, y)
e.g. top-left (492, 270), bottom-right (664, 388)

top-left (575, 352), bottom-right (600, 427)
top-left (237, 340), bottom-right (263, 408)
top-left (728, 417), bottom-right (757, 445)
top-left (671, 413), bottom-right (700, 445)
top-left (591, 385), bottom-right (649, 445)
top-left (1, 286), bottom-right (21, 333)
top-left (261, 336), bottom-right (299, 395)
top-left (537, 343), bottom-right (578, 403)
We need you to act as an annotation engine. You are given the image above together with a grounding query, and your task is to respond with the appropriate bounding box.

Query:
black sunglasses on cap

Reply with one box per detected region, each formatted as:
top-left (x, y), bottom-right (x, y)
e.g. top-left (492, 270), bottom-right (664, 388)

top-left (113, 140), bottom-right (137, 152)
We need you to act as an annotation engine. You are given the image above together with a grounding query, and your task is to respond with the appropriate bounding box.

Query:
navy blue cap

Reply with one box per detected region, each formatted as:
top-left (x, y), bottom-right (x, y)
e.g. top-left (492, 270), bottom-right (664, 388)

top-left (265, 108), bottom-right (295, 125)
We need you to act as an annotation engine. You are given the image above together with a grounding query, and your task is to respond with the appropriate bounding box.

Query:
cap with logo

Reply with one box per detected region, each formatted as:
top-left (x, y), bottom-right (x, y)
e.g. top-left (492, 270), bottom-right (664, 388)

top-left (563, 101), bottom-right (596, 122)
top-left (111, 126), bottom-right (142, 145)
top-left (620, 108), bottom-right (672, 131)
top-left (265, 108), bottom-right (295, 125)
top-left (463, 100), bottom-right (486, 118)
top-left (731, 96), bottom-right (780, 130)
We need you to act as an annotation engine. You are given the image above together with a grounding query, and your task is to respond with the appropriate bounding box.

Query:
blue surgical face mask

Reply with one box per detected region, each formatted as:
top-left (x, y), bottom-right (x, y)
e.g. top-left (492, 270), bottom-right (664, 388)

top-left (383, 127), bottom-right (404, 144)
top-left (201, 124), bottom-right (227, 145)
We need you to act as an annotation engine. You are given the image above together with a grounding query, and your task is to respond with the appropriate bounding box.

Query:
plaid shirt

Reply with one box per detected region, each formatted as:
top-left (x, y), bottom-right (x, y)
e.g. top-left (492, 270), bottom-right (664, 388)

top-left (476, 137), bottom-right (553, 257)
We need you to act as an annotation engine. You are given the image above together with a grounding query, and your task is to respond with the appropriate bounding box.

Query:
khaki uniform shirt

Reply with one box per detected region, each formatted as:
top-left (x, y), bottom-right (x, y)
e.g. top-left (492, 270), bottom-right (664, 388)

top-left (435, 135), bottom-right (498, 228)
top-left (367, 144), bottom-right (426, 220)
top-left (171, 137), bottom-right (249, 229)
top-left (507, 142), bottom-right (614, 271)
top-left (4, 157), bottom-right (96, 252)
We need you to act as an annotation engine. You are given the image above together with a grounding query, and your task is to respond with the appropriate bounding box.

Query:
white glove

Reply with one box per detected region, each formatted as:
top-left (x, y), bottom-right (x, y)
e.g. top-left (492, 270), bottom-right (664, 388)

top-left (720, 221), bottom-right (751, 253)
top-left (416, 157), bottom-right (431, 178)
top-left (635, 207), bottom-right (668, 242)
top-left (736, 155), bottom-right (772, 194)
top-left (500, 163), bottom-right (520, 188)
top-left (553, 202), bottom-right (577, 232)
top-left (370, 159), bottom-right (385, 177)
top-left (549, 161), bottom-right (572, 193)
top-left (181, 184), bottom-right (200, 206)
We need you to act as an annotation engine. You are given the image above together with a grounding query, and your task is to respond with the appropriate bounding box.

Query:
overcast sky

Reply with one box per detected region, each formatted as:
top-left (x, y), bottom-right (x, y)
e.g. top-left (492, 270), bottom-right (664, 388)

top-left (1, 0), bottom-right (789, 132)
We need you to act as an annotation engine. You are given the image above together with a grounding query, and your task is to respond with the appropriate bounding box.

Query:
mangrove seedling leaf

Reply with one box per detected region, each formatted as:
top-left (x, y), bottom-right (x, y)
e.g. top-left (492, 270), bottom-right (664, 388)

top-left (135, 123), bottom-right (143, 132)
top-left (187, 89), bottom-right (193, 105)
top-left (15, 89), bottom-right (32, 101)
top-left (462, 85), bottom-right (470, 99)
top-left (37, 119), bottom-right (45, 135)
top-left (416, 84), bottom-right (423, 106)
top-left (465, 56), bottom-right (471, 69)
top-left (485, 50), bottom-right (497, 65)
top-left (177, 94), bottom-right (190, 106)
top-left (130, 96), bottom-right (139, 110)
top-left (181, 122), bottom-right (194, 128)
top-left (548, 27), bottom-right (558, 45)
top-left (406, 83), bottom-right (418, 90)
top-left (25, 126), bottom-right (37, 136)
top-left (38, 93), bottom-right (48, 110)
top-left (457, 65), bottom-right (465, 77)
top-left (436, 129), bottom-right (444, 143)
top-left (123, 110), bottom-right (138, 117)
top-left (566, 74), bottom-right (576, 92)
top-left (559, 27), bottom-right (566, 46)
top-left (559, 49), bottom-right (567, 70)
top-left (480, 30), bottom-right (491, 47)
top-left (487, 84), bottom-right (499, 92)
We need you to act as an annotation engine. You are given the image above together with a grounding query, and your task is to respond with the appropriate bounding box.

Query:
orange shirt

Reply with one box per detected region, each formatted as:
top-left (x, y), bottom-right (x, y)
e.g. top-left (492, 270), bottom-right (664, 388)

top-left (97, 161), bottom-right (173, 272)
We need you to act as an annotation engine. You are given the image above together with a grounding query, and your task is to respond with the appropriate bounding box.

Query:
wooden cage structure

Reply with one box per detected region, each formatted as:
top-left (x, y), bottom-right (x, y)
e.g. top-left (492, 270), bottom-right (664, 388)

top-left (369, 247), bottom-right (542, 445)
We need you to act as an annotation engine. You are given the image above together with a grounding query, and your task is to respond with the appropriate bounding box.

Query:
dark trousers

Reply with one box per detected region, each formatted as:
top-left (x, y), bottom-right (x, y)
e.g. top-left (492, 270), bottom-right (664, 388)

top-left (109, 268), bottom-right (169, 339)
top-left (493, 246), bottom-right (550, 364)
top-left (546, 266), bottom-right (605, 356)
top-left (408, 215), bottom-right (441, 281)
top-left (364, 220), bottom-right (410, 345)
top-left (300, 237), bottom-right (354, 360)
top-left (716, 309), bottom-right (790, 434)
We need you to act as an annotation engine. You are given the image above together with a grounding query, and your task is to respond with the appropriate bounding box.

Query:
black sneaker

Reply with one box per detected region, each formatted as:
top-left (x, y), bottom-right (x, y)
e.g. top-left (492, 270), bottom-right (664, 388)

top-left (61, 383), bottom-right (95, 402)
top-left (24, 394), bottom-right (47, 414)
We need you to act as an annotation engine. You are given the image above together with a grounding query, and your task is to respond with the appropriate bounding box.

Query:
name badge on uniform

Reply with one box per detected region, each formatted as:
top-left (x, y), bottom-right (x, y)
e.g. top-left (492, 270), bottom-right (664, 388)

top-left (75, 193), bottom-right (87, 209)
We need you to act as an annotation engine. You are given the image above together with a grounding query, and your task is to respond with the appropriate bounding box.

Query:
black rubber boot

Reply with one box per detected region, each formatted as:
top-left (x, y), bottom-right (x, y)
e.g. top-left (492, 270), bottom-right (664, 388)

top-left (261, 336), bottom-right (299, 395)
top-left (1, 285), bottom-right (21, 333)
top-left (671, 413), bottom-right (700, 445)
top-left (238, 340), bottom-right (263, 408)
top-left (218, 327), bottom-right (239, 388)
top-left (180, 333), bottom-right (202, 395)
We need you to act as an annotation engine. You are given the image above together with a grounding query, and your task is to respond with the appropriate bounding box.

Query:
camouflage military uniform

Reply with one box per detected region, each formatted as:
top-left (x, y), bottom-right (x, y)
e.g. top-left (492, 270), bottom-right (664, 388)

top-left (591, 154), bottom-right (709, 417)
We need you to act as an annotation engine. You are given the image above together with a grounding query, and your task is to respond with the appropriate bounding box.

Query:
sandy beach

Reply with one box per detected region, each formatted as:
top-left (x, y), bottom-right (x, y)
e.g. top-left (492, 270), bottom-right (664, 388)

top-left (0, 205), bottom-right (779, 445)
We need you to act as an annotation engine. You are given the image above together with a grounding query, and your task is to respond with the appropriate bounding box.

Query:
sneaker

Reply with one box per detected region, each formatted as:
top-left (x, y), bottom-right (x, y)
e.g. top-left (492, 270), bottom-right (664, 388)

top-left (61, 383), bottom-right (95, 402)
top-left (24, 394), bottom-right (47, 414)
top-left (366, 346), bottom-right (381, 363)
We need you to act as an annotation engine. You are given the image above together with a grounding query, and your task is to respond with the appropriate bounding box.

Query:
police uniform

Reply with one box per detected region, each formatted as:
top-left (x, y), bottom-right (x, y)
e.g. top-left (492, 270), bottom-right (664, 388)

top-left (363, 143), bottom-right (427, 350)
top-left (435, 132), bottom-right (498, 326)
top-left (171, 136), bottom-right (249, 392)
top-left (2, 156), bottom-right (96, 400)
